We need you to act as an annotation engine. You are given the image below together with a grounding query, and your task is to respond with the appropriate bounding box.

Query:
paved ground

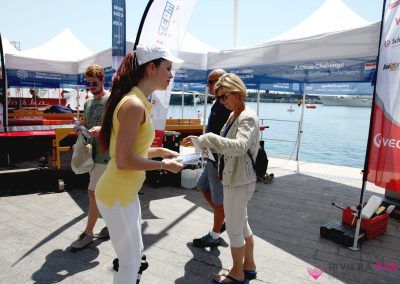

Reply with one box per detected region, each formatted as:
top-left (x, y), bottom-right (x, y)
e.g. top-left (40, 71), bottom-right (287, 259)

top-left (0, 158), bottom-right (400, 283)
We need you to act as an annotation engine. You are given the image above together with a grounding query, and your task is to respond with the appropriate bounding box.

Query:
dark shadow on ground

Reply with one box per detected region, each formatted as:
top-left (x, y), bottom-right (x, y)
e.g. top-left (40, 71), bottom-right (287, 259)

top-left (5, 162), bottom-right (400, 283)
top-left (175, 243), bottom-right (223, 284)
top-left (31, 246), bottom-right (99, 283)
top-left (140, 172), bottom-right (400, 283)
top-left (0, 167), bottom-right (89, 196)
top-left (11, 213), bottom-right (86, 267)
top-left (242, 172), bottom-right (400, 283)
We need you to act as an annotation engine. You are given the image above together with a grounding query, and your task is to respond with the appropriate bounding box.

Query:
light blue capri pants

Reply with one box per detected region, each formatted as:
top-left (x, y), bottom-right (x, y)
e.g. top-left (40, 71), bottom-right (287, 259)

top-left (223, 182), bottom-right (256, 247)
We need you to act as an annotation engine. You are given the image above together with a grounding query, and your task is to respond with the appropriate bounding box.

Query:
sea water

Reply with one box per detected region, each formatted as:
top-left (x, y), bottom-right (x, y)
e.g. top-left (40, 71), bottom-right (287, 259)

top-left (167, 102), bottom-right (371, 169)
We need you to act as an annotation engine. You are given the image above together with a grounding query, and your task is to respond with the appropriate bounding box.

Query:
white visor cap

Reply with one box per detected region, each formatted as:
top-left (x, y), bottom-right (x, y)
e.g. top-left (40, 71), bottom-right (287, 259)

top-left (136, 44), bottom-right (184, 69)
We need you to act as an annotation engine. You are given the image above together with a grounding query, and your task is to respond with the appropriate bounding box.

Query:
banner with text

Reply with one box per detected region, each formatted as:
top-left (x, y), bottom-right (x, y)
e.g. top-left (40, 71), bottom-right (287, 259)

top-left (367, 0), bottom-right (400, 192)
top-left (136, 0), bottom-right (197, 145)
top-left (112, 0), bottom-right (126, 73)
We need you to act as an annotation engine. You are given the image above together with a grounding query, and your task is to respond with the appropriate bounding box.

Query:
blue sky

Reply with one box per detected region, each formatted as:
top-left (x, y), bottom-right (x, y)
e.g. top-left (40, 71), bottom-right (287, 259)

top-left (0, 0), bottom-right (383, 53)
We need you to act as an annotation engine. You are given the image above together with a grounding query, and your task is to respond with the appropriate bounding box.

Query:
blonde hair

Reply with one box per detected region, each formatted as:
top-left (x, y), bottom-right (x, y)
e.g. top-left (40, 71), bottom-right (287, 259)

top-left (215, 73), bottom-right (247, 100)
top-left (84, 64), bottom-right (105, 81)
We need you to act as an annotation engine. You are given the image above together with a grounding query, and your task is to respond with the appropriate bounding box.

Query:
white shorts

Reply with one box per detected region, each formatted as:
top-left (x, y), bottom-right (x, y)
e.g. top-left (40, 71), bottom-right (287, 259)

top-left (88, 163), bottom-right (107, 191)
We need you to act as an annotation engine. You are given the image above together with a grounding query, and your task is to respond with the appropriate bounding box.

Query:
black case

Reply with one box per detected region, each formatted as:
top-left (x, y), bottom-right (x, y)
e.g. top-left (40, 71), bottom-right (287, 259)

top-left (320, 220), bottom-right (365, 247)
top-left (145, 131), bottom-right (181, 187)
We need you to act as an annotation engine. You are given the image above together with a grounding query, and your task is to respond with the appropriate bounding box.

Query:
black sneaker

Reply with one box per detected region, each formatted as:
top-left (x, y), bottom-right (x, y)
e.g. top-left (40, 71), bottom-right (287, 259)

top-left (94, 226), bottom-right (109, 238)
top-left (193, 233), bottom-right (222, 247)
top-left (71, 232), bottom-right (93, 249)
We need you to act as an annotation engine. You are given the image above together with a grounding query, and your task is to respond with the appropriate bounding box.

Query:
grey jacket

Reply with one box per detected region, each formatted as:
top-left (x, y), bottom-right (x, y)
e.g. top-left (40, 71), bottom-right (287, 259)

top-left (197, 106), bottom-right (260, 188)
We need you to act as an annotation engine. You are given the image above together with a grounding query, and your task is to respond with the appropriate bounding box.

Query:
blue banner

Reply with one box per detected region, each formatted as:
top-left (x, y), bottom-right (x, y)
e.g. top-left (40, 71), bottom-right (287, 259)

top-left (7, 69), bottom-right (78, 88)
top-left (173, 82), bottom-right (206, 92)
top-left (112, 0), bottom-right (126, 72)
top-left (304, 82), bottom-right (373, 95)
top-left (219, 57), bottom-right (377, 85)
top-left (259, 82), bottom-right (304, 94)
top-left (174, 68), bottom-right (207, 83)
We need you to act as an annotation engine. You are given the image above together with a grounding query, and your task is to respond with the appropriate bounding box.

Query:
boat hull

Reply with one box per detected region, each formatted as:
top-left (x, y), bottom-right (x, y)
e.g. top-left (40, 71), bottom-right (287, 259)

top-left (319, 96), bottom-right (372, 107)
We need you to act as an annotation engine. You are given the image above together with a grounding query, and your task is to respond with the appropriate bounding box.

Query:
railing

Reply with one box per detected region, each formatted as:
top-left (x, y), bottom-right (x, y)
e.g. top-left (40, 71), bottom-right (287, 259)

top-left (259, 117), bottom-right (301, 161)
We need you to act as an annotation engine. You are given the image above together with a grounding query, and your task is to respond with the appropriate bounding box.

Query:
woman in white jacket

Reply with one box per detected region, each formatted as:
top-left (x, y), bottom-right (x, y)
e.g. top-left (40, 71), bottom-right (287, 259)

top-left (186, 73), bottom-right (259, 284)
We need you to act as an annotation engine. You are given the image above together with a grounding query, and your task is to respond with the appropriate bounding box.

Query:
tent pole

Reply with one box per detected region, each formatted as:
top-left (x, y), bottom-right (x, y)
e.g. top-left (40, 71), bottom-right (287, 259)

top-left (296, 84), bottom-right (306, 172)
top-left (256, 87), bottom-right (260, 117)
top-left (181, 87), bottom-right (184, 121)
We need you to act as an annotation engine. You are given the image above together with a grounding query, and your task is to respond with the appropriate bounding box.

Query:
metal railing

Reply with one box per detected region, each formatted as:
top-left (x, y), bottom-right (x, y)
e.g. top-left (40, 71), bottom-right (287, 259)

top-left (259, 117), bottom-right (301, 161)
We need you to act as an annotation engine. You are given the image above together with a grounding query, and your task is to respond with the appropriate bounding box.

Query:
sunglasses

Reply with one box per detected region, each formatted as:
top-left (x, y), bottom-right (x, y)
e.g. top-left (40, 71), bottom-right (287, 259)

top-left (218, 93), bottom-right (232, 101)
top-left (207, 79), bottom-right (217, 84)
top-left (86, 81), bottom-right (100, 87)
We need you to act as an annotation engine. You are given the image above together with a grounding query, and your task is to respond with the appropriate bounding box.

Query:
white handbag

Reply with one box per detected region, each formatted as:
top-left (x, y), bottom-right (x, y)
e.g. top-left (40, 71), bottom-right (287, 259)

top-left (71, 134), bottom-right (94, 174)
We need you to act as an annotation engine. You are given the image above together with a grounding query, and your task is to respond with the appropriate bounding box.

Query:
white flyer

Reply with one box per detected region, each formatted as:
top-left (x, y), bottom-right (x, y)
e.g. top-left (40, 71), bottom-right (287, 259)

top-left (192, 138), bottom-right (215, 161)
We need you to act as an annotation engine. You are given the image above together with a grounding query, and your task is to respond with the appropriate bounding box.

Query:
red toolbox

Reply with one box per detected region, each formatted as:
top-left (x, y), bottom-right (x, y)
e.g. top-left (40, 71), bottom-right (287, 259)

top-left (342, 207), bottom-right (389, 240)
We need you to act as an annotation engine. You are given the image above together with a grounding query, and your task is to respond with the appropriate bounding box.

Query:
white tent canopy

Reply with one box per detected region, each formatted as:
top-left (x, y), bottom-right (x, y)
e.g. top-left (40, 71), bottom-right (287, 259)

top-left (2, 38), bottom-right (20, 55)
top-left (207, 0), bottom-right (379, 84)
top-left (18, 28), bottom-right (93, 61)
top-left (78, 31), bottom-right (219, 73)
top-left (269, 0), bottom-right (370, 42)
top-left (208, 22), bottom-right (380, 69)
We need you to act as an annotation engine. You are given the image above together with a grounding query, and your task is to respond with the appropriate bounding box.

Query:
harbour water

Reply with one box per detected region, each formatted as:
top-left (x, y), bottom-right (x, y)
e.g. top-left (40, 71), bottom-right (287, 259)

top-left (167, 102), bottom-right (371, 169)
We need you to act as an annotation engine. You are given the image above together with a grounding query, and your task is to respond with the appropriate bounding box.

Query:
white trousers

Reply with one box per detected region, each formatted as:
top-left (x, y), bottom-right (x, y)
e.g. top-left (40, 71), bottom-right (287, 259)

top-left (97, 197), bottom-right (143, 284)
top-left (223, 182), bottom-right (256, 247)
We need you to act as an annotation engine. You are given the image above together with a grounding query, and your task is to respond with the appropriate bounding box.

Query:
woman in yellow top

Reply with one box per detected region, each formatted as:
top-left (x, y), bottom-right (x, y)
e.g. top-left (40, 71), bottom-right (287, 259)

top-left (96, 44), bottom-right (184, 283)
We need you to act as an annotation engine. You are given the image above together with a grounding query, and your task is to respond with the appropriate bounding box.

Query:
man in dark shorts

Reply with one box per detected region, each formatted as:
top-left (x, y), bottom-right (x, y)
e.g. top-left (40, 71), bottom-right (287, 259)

top-left (193, 69), bottom-right (231, 247)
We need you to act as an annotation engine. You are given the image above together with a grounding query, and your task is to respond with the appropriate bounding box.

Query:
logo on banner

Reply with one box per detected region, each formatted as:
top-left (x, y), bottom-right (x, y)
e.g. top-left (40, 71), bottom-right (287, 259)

top-left (373, 133), bottom-right (400, 149)
top-left (389, 0), bottom-right (400, 9)
top-left (383, 62), bottom-right (400, 71)
top-left (17, 69), bottom-right (29, 80)
top-left (158, 2), bottom-right (174, 36)
top-left (364, 62), bottom-right (377, 72)
top-left (384, 35), bottom-right (400, 48)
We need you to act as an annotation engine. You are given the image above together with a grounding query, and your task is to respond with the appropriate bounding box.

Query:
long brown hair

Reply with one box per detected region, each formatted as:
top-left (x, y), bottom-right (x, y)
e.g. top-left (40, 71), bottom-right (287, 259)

top-left (98, 52), bottom-right (163, 153)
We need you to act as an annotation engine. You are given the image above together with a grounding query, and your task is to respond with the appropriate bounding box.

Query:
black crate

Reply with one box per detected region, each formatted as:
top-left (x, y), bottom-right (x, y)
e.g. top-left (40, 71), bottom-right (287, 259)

top-left (320, 220), bottom-right (365, 247)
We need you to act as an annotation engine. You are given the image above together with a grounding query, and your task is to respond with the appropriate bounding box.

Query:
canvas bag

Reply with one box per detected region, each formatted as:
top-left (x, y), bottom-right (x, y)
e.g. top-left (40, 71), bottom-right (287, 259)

top-left (71, 134), bottom-right (94, 174)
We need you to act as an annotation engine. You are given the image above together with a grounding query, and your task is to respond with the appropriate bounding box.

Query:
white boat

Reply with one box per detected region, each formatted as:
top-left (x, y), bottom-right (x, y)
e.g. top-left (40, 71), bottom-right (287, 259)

top-left (287, 105), bottom-right (295, 112)
top-left (319, 95), bottom-right (372, 107)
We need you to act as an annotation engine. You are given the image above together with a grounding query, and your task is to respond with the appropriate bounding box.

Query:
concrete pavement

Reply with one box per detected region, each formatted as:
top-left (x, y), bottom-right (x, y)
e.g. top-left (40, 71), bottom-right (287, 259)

top-left (0, 157), bottom-right (400, 283)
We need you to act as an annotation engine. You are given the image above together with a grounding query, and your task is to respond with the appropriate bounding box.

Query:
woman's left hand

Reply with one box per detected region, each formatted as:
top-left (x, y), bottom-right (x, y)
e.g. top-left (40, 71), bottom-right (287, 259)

top-left (160, 148), bottom-right (179, 159)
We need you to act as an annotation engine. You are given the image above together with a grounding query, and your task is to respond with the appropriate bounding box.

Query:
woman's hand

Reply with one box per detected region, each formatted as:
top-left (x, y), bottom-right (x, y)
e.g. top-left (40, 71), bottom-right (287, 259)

top-left (88, 126), bottom-right (101, 137)
top-left (182, 135), bottom-right (198, 145)
top-left (162, 158), bottom-right (184, 173)
top-left (160, 148), bottom-right (179, 159)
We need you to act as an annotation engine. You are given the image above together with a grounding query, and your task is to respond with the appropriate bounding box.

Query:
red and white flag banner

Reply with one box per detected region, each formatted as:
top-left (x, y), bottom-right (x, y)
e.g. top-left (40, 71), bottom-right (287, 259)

top-left (367, 0), bottom-right (400, 191)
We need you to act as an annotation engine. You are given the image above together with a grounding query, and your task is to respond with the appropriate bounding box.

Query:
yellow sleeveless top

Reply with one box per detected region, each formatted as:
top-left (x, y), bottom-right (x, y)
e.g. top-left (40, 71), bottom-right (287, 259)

top-left (96, 87), bottom-right (154, 207)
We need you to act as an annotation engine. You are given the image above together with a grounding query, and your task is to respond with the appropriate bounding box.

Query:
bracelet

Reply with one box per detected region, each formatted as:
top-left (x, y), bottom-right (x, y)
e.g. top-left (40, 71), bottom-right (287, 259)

top-left (160, 161), bottom-right (164, 171)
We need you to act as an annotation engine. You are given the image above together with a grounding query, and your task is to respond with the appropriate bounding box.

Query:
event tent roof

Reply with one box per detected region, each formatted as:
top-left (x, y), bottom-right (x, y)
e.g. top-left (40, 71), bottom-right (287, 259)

top-left (269, 0), bottom-right (370, 42)
top-left (180, 32), bottom-right (218, 53)
top-left (2, 38), bottom-right (20, 55)
top-left (18, 28), bottom-right (93, 61)
top-left (207, 21), bottom-right (380, 84)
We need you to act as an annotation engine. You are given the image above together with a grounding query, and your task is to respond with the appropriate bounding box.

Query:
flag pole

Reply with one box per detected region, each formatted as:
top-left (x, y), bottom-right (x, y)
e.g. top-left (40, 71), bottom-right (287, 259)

top-left (233, 0), bottom-right (239, 48)
top-left (134, 0), bottom-right (155, 50)
top-left (350, 0), bottom-right (387, 251)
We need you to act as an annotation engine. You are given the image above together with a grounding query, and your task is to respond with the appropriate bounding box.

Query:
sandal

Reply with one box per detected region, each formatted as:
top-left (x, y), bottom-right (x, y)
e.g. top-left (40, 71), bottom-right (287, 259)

top-left (244, 270), bottom-right (257, 280)
top-left (212, 274), bottom-right (247, 284)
